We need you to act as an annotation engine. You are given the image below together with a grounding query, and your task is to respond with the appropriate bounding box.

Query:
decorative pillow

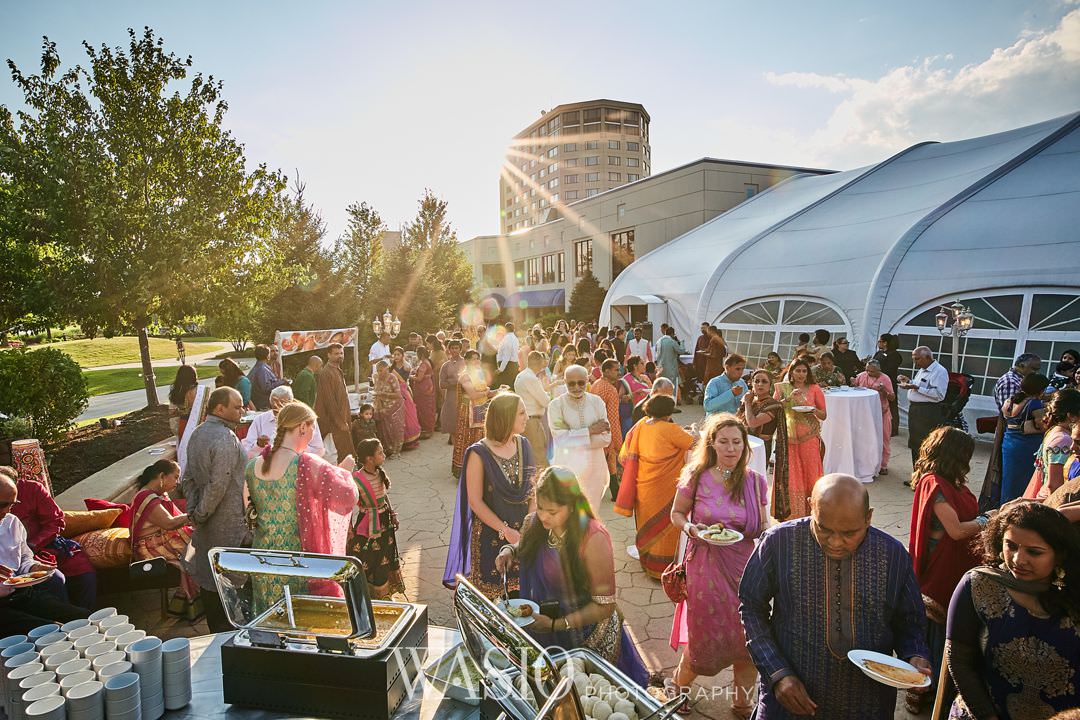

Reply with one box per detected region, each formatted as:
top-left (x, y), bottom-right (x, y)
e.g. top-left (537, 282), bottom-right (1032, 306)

top-left (83, 498), bottom-right (133, 529)
top-left (62, 509), bottom-right (122, 538)
top-left (71, 528), bottom-right (132, 569)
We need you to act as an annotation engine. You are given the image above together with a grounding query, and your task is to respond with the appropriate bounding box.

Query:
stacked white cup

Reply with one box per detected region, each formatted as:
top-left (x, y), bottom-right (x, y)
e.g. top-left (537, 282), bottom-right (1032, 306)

top-left (160, 637), bottom-right (191, 709)
top-left (86, 609), bottom-right (117, 628)
top-left (20, 681), bottom-right (60, 719)
top-left (103, 672), bottom-right (141, 720)
top-left (11, 667), bottom-right (51, 720)
top-left (33, 633), bottom-right (66, 652)
top-left (60, 670), bottom-right (97, 697)
top-left (25, 626), bottom-right (59, 643)
top-left (4, 650), bottom-right (42, 715)
top-left (127, 637), bottom-right (163, 720)
top-left (24, 694), bottom-right (66, 720)
top-left (114, 631), bottom-right (145, 653)
top-left (66, 678), bottom-right (105, 720)
top-left (97, 661), bottom-right (132, 681)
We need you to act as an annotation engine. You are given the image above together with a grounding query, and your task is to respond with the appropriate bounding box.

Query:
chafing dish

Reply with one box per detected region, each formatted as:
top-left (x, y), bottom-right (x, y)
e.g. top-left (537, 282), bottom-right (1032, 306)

top-left (211, 548), bottom-right (428, 720)
top-left (452, 575), bottom-right (661, 720)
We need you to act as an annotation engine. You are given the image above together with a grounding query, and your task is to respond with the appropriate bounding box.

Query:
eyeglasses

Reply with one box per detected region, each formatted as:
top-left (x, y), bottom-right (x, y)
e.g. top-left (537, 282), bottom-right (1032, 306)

top-left (566, 380), bottom-right (587, 387)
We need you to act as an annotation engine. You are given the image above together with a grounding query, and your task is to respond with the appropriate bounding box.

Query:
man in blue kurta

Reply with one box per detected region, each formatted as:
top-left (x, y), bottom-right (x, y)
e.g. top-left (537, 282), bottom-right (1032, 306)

top-left (703, 353), bottom-right (748, 415)
top-left (739, 474), bottom-right (931, 719)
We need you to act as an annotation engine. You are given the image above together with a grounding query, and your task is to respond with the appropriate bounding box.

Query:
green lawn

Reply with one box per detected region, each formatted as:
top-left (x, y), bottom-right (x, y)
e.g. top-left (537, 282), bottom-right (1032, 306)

top-left (83, 364), bottom-right (218, 396)
top-left (32, 336), bottom-right (228, 368)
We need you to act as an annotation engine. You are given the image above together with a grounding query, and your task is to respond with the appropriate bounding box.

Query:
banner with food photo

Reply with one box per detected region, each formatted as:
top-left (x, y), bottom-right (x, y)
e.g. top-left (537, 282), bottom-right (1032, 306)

top-left (274, 328), bottom-right (359, 355)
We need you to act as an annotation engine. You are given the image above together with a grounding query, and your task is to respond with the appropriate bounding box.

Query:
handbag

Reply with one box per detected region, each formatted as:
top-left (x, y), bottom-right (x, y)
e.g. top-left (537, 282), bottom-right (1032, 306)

top-left (129, 556), bottom-right (169, 580)
top-left (469, 398), bottom-right (489, 429)
top-left (660, 476), bottom-right (700, 604)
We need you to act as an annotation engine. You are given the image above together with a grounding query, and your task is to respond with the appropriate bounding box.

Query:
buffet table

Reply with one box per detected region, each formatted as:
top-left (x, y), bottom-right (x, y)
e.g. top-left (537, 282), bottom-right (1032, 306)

top-left (821, 387), bottom-right (884, 483)
top-left (172, 626), bottom-right (475, 720)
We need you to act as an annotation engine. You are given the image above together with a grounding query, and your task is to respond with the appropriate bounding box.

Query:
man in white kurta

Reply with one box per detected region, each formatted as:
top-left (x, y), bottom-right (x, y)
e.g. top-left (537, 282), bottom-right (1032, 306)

top-left (547, 365), bottom-right (611, 511)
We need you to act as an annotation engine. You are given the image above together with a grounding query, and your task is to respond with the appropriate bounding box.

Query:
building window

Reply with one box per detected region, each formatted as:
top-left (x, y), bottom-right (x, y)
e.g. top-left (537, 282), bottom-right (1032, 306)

top-left (565, 174), bottom-right (579, 184)
top-left (551, 193), bottom-right (559, 202)
top-left (513, 260), bottom-right (525, 286)
top-left (627, 173), bottom-right (640, 182)
top-left (525, 257), bottom-right (542, 285)
top-left (608, 172), bottom-right (621, 182)
top-left (482, 263), bottom-right (507, 287)
top-left (611, 229), bottom-right (635, 279)
top-left (608, 156), bottom-right (621, 166)
top-left (627, 157), bottom-right (639, 167)
top-left (565, 158), bottom-right (578, 167)
top-left (562, 111), bottom-right (579, 125)
top-left (547, 147), bottom-right (558, 158)
top-left (617, 203), bottom-right (626, 219)
top-left (585, 188), bottom-right (601, 198)
top-left (574, 240), bottom-right (593, 277)
top-left (745, 183), bottom-right (759, 198)
top-left (585, 172), bottom-right (600, 182)
top-left (564, 143), bottom-right (577, 152)
top-left (539, 168), bottom-right (546, 178)
top-left (585, 156), bottom-right (599, 166)
top-left (565, 190), bottom-right (579, 200)
top-left (608, 140), bottom-right (620, 149)
top-left (627, 142), bottom-right (640, 152)
top-left (548, 163), bottom-right (558, 173)
top-left (717, 298), bottom-right (849, 368)
top-left (549, 177), bottom-right (559, 188)
top-left (541, 252), bottom-right (563, 284)
top-left (585, 141), bottom-right (599, 150)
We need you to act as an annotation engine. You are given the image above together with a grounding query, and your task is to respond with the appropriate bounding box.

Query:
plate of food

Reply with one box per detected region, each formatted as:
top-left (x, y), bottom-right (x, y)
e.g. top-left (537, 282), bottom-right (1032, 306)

top-left (792, 405), bottom-right (817, 413)
top-left (698, 524), bottom-right (744, 546)
top-left (847, 649), bottom-right (930, 689)
top-left (3, 568), bottom-right (55, 588)
top-left (497, 598), bottom-right (539, 626)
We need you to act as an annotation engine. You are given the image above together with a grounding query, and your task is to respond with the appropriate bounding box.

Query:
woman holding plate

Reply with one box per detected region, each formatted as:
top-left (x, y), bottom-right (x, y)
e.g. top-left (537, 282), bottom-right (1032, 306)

top-left (669, 414), bottom-right (768, 718)
top-left (773, 358), bottom-right (827, 520)
top-left (495, 466), bottom-right (649, 687)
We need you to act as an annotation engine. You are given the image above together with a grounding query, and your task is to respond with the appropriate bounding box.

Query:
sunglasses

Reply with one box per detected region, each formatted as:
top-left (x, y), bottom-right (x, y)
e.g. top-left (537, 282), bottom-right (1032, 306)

top-left (566, 380), bottom-right (587, 388)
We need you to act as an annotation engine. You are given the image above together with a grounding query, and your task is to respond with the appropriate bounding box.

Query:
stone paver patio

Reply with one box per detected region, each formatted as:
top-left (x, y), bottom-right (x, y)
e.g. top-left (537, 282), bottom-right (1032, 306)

top-left (108, 404), bottom-right (992, 719)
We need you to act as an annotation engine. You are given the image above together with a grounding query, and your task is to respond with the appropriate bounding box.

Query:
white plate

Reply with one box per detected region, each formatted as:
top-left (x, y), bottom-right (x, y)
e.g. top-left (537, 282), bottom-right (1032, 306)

top-left (3, 569), bottom-right (56, 588)
top-left (699, 527), bottom-right (744, 546)
top-left (497, 599), bottom-right (540, 627)
top-left (792, 405), bottom-right (816, 413)
top-left (847, 649), bottom-right (930, 689)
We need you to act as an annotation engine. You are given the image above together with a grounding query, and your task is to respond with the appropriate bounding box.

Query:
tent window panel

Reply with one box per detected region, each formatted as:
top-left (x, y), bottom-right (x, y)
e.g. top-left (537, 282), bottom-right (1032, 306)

top-left (904, 294), bottom-right (1023, 330)
top-left (720, 301), bottom-right (779, 325)
top-left (962, 337), bottom-right (990, 357)
top-left (1029, 294), bottom-right (1080, 332)
top-left (1025, 340), bottom-right (1080, 368)
top-left (781, 300), bottom-right (843, 326)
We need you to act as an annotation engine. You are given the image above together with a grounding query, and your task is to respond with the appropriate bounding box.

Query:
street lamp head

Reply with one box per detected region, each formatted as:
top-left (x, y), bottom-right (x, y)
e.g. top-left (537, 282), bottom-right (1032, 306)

top-left (372, 317), bottom-right (382, 335)
top-left (956, 308), bottom-right (974, 333)
top-left (935, 309), bottom-right (949, 334)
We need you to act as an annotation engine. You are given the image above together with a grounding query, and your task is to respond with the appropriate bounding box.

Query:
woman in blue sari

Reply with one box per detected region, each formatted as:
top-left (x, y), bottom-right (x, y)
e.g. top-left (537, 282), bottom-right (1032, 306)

top-left (443, 393), bottom-right (536, 597)
top-left (496, 466), bottom-right (650, 687)
top-left (943, 502), bottom-right (1080, 719)
top-left (999, 373), bottom-right (1049, 504)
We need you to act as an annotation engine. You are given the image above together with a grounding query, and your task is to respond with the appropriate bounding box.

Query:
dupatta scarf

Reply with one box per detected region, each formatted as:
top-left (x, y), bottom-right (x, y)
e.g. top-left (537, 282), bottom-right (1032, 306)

top-left (908, 473), bottom-right (979, 621)
top-left (295, 452), bottom-right (360, 597)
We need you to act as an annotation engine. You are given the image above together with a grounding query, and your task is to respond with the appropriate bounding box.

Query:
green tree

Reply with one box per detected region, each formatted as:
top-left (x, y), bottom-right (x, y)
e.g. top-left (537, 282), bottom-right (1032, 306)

top-left (568, 270), bottom-right (607, 322)
top-left (0, 347), bottom-right (88, 444)
top-left (335, 201), bottom-right (385, 319)
top-left (0, 29), bottom-right (285, 406)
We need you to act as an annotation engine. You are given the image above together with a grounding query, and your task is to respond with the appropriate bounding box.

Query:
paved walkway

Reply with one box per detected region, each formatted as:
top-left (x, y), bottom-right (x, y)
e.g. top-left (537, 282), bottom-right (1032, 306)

top-left (90, 348), bottom-right (231, 371)
top-left (115, 404), bottom-right (991, 719)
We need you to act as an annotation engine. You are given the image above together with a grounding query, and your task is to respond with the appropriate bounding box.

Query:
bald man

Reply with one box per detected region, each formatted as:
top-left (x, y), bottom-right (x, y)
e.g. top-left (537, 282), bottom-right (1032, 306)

top-left (739, 474), bottom-right (930, 719)
top-left (547, 365), bottom-right (611, 510)
top-left (0, 474), bottom-right (89, 634)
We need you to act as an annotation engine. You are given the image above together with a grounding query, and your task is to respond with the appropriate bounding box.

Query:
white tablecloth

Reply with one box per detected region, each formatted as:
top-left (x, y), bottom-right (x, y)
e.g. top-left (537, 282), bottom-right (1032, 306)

top-left (821, 387), bottom-right (884, 483)
top-left (748, 435), bottom-right (767, 480)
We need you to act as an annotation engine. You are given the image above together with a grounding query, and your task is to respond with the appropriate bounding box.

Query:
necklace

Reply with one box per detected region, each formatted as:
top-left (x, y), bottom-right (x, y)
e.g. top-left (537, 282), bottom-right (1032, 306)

top-left (713, 467), bottom-right (734, 480)
top-left (547, 529), bottom-right (566, 549)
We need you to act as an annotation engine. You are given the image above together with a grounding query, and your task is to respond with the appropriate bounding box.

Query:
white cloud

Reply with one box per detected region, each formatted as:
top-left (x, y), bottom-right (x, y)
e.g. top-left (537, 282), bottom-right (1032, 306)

top-left (765, 8), bottom-right (1080, 168)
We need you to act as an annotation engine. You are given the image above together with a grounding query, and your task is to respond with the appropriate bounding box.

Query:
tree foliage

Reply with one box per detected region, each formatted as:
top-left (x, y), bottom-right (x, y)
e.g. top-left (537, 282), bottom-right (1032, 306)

top-left (0, 28), bottom-right (285, 404)
top-left (568, 270), bottom-right (607, 323)
top-left (334, 201), bottom-right (385, 317)
top-left (0, 348), bottom-right (88, 444)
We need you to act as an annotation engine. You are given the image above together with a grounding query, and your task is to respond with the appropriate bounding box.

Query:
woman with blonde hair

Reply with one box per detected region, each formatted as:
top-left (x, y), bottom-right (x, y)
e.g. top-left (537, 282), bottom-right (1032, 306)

top-left (245, 401), bottom-right (359, 610)
top-left (444, 392), bottom-right (537, 596)
top-left (669, 414), bottom-right (768, 718)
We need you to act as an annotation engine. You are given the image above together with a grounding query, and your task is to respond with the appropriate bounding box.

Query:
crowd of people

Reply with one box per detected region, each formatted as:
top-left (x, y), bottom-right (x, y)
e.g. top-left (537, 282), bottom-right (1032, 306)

top-left (4, 318), bottom-right (1078, 720)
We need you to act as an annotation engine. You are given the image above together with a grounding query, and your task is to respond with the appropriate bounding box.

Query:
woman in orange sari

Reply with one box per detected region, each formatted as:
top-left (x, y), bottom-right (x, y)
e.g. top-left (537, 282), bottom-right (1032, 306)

top-left (615, 395), bottom-right (695, 578)
top-left (773, 358), bottom-right (826, 519)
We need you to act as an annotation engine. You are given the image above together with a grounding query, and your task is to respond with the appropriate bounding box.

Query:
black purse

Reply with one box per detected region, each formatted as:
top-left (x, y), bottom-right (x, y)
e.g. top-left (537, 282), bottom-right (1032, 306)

top-left (129, 556), bottom-right (169, 580)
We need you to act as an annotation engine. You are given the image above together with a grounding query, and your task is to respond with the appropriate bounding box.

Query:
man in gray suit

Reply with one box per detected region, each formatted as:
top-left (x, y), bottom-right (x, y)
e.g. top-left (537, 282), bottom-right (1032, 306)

top-left (181, 386), bottom-right (248, 631)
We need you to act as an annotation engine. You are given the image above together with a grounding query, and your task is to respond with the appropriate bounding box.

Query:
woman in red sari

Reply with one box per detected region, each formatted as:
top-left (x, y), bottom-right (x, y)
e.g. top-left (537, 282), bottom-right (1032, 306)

top-left (410, 345), bottom-right (437, 438)
top-left (907, 426), bottom-right (987, 714)
top-left (131, 459), bottom-right (201, 616)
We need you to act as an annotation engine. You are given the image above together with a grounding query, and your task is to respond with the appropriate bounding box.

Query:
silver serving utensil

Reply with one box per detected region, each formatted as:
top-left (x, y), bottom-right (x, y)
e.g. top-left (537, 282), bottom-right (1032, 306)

top-left (501, 571), bottom-right (510, 607)
top-left (533, 675), bottom-right (573, 720)
top-left (638, 693), bottom-right (687, 720)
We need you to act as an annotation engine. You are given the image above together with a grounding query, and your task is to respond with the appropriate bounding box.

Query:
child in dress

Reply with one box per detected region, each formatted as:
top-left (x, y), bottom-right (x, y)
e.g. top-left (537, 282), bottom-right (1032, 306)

top-left (351, 403), bottom-right (378, 450)
top-left (348, 439), bottom-right (405, 599)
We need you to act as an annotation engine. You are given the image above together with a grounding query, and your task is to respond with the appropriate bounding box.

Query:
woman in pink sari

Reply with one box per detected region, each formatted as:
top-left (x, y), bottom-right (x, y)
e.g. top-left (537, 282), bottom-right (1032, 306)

top-left (374, 360), bottom-right (405, 455)
top-left (410, 346), bottom-right (437, 438)
top-left (130, 459), bottom-right (200, 616)
top-left (245, 402), bottom-right (359, 610)
top-left (669, 414), bottom-right (767, 719)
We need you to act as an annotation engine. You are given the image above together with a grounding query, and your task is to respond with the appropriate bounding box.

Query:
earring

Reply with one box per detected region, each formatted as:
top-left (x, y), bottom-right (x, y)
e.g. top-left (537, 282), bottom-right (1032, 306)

top-left (1052, 567), bottom-right (1066, 590)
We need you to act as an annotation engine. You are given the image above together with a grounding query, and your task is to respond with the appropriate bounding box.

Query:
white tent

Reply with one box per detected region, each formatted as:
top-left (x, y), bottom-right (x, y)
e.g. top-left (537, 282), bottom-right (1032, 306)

top-left (601, 111), bottom-right (1080, 408)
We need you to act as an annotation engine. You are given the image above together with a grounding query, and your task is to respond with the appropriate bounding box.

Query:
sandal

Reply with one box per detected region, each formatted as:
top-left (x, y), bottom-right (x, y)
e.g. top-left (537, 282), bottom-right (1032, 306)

top-left (674, 698), bottom-right (693, 717)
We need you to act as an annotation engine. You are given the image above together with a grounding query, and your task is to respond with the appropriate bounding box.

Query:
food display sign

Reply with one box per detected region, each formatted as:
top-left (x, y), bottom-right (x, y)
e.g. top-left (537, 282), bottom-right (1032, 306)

top-left (274, 327), bottom-right (358, 356)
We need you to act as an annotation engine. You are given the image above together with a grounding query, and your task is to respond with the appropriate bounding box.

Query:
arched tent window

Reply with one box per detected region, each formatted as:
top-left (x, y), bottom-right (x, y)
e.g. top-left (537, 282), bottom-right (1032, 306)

top-left (891, 289), bottom-right (1080, 397)
top-left (715, 297), bottom-right (849, 367)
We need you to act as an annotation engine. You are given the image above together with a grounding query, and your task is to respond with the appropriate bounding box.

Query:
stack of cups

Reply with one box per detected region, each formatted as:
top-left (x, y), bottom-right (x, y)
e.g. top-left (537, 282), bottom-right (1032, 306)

top-left (96, 615), bottom-right (128, 634)
top-left (83, 641), bottom-right (117, 665)
top-left (115, 631), bottom-right (145, 652)
top-left (10, 665), bottom-right (49, 720)
top-left (42, 650), bottom-right (78, 672)
top-left (103, 623), bottom-right (135, 642)
top-left (160, 638), bottom-right (192, 709)
top-left (97, 661), bottom-right (132, 681)
top-left (72, 633), bottom-right (102, 656)
top-left (128, 637), bottom-right (163, 720)
top-left (0, 635), bottom-right (30, 716)
top-left (56, 657), bottom-right (93, 680)
top-left (4, 649), bottom-right (41, 716)
top-left (91, 651), bottom-right (125, 673)
top-left (39, 643), bottom-right (73, 665)
top-left (103, 672), bottom-right (141, 720)
top-left (32, 633), bottom-right (66, 652)
top-left (86, 608), bottom-right (117, 628)
top-left (25, 626), bottom-right (58, 643)
top-left (66, 679), bottom-right (105, 720)
top-left (20, 682), bottom-right (60, 720)
top-left (60, 619), bottom-right (91, 636)
top-left (60, 670), bottom-right (96, 696)
top-left (24, 694), bottom-right (65, 720)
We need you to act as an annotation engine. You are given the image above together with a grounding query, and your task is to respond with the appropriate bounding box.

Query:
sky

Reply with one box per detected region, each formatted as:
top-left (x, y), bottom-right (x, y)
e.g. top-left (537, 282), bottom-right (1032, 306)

top-left (3, 1), bottom-right (1079, 244)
